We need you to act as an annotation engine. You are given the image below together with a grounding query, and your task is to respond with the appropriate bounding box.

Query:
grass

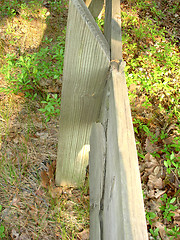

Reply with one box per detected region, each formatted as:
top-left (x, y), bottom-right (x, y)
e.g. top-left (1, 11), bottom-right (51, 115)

top-left (0, 0), bottom-right (89, 239)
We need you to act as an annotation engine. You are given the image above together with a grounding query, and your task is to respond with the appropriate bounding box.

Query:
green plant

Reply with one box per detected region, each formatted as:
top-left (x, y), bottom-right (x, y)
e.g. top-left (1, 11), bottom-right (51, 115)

top-left (96, 17), bottom-right (104, 32)
top-left (122, 1), bottom-right (180, 238)
top-left (0, 0), bottom-right (44, 18)
top-left (146, 211), bottom-right (159, 239)
top-left (47, 0), bottom-right (67, 13)
top-left (160, 194), bottom-right (178, 222)
top-left (164, 151), bottom-right (180, 175)
top-left (0, 35), bottom-right (65, 94)
top-left (39, 94), bottom-right (61, 122)
top-left (149, 228), bottom-right (159, 240)
top-left (146, 211), bottom-right (156, 225)
top-left (165, 226), bottom-right (180, 239)
top-left (0, 205), bottom-right (5, 239)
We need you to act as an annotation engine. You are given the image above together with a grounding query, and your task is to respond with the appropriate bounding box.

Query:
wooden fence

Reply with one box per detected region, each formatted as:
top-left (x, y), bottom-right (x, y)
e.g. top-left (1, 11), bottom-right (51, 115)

top-left (55, 0), bottom-right (148, 239)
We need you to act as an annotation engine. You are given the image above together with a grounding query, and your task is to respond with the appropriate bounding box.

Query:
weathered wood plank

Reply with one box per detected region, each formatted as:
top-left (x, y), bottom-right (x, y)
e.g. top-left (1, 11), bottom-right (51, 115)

top-left (55, 0), bottom-right (110, 187)
top-left (104, 0), bottom-right (112, 46)
top-left (89, 123), bottom-right (106, 240)
top-left (89, 0), bottom-right (147, 238)
top-left (104, 0), bottom-right (122, 60)
top-left (102, 72), bottom-right (125, 239)
top-left (90, 65), bottom-right (148, 239)
top-left (111, 0), bottom-right (122, 60)
top-left (103, 65), bottom-right (148, 239)
top-left (88, 0), bottom-right (104, 19)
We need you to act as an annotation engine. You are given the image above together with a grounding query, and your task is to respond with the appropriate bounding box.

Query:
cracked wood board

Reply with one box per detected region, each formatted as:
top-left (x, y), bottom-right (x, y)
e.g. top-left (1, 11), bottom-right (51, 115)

top-left (90, 67), bottom-right (148, 239)
top-left (55, 0), bottom-right (110, 187)
top-left (104, 68), bottom-right (148, 239)
top-left (89, 123), bottom-right (106, 240)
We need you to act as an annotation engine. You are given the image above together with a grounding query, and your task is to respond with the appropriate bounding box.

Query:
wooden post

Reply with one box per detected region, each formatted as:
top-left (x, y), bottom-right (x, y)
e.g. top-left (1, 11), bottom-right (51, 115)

top-left (55, 0), bottom-right (110, 187)
top-left (104, 0), bottom-right (122, 60)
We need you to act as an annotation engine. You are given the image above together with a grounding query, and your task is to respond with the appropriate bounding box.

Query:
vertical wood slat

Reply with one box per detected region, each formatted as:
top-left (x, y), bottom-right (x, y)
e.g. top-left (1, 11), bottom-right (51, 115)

top-left (55, 0), bottom-right (110, 187)
top-left (89, 123), bottom-right (106, 240)
top-left (104, 0), bottom-right (112, 47)
top-left (111, 0), bottom-right (122, 60)
top-left (104, 0), bottom-right (122, 60)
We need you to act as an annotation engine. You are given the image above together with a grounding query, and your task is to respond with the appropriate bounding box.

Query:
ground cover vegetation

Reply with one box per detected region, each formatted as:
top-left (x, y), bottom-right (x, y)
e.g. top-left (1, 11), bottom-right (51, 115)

top-left (0, 0), bottom-right (179, 239)
top-left (0, 0), bottom-right (89, 239)
top-left (121, 0), bottom-right (180, 239)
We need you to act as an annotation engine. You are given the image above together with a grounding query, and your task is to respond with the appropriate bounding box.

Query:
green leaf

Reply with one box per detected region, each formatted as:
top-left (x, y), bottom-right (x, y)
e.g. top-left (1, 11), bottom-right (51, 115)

top-left (170, 198), bottom-right (176, 204)
top-left (0, 225), bottom-right (5, 233)
top-left (54, 75), bottom-right (59, 79)
top-left (46, 116), bottom-right (50, 122)
top-left (39, 109), bottom-right (46, 112)
top-left (148, 212), bottom-right (156, 219)
top-left (170, 152), bottom-right (175, 161)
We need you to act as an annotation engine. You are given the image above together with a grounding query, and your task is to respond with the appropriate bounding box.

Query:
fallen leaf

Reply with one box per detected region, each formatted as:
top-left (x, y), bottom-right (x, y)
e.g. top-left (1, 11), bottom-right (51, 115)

top-left (36, 132), bottom-right (48, 140)
top-left (147, 189), bottom-right (155, 198)
top-left (129, 83), bottom-right (137, 92)
top-left (145, 137), bottom-right (160, 153)
top-left (163, 136), bottom-right (174, 145)
top-left (173, 209), bottom-right (180, 227)
top-left (148, 175), bottom-right (163, 190)
top-left (144, 153), bottom-right (159, 175)
top-left (16, 92), bottom-right (25, 98)
top-left (47, 161), bottom-right (56, 181)
top-left (41, 170), bottom-right (49, 188)
top-left (11, 229), bottom-right (19, 240)
top-left (154, 189), bottom-right (166, 199)
top-left (12, 195), bottom-right (20, 208)
top-left (49, 186), bottom-right (63, 198)
top-left (166, 124), bottom-right (176, 133)
top-left (77, 229), bottom-right (89, 240)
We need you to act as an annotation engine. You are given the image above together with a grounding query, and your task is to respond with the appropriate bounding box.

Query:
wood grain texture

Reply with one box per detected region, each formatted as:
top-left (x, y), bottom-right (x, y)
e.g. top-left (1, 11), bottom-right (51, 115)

top-left (111, 0), bottom-right (122, 60)
top-left (104, 66), bottom-right (148, 239)
top-left (89, 123), bottom-right (106, 240)
top-left (55, 0), bottom-right (110, 187)
top-left (104, 0), bottom-right (112, 46)
top-left (104, 0), bottom-right (122, 60)
top-left (90, 66), bottom-right (148, 239)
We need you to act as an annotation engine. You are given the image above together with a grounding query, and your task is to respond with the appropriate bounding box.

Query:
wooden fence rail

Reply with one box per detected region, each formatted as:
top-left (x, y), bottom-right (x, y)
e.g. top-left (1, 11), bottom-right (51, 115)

top-left (55, 0), bottom-right (148, 238)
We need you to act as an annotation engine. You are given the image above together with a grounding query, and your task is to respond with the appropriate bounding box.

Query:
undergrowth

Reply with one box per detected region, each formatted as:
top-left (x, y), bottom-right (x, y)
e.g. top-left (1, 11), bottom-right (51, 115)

top-left (0, 0), bottom-right (89, 239)
top-left (121, 0), bottom-right (180, 239)
top-left (0, 34), bottom-right (65, 121)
